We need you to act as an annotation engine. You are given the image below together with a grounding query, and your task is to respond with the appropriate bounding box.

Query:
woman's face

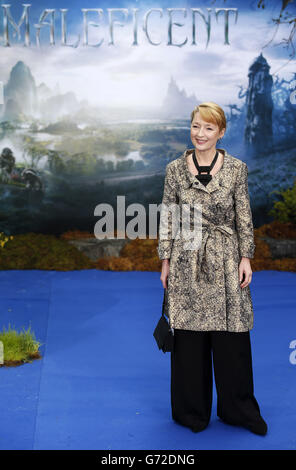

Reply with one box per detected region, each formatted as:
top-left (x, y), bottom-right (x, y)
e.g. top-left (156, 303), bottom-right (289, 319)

top-left (190, 111), bottom-right (225, 151)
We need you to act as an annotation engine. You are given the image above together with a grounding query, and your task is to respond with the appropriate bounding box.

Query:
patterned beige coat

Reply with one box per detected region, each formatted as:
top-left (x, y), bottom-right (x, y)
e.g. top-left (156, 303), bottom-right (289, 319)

top-left (157, 147), bottom-right (256, 332)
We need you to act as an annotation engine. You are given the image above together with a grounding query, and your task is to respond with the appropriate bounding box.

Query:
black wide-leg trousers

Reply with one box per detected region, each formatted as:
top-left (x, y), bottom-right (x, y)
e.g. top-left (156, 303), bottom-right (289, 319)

top-left (170, 329), bottom-right (262, 431)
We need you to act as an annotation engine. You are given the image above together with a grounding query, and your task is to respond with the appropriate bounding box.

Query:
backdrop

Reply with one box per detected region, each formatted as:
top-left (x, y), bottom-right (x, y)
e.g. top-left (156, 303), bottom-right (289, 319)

top-left (0, 0), bottom-right (295, 236)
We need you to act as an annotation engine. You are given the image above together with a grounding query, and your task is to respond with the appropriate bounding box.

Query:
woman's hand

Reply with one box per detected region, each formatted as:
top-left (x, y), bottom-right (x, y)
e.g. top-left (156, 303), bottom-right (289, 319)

top-left (239, 257), bottom-right (252, 288)
top-left (160, 259), bottom-right (170, 289)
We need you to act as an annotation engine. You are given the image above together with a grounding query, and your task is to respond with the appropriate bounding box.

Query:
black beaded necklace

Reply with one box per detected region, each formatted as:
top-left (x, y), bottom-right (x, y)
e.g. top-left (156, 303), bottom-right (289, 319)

top-left (192, 149), bottom-right (219, 186)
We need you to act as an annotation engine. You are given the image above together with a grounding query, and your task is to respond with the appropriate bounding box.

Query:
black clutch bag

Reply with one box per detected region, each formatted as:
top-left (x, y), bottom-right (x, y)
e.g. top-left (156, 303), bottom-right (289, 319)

top-left (153, 287), bottom-right (174, 353)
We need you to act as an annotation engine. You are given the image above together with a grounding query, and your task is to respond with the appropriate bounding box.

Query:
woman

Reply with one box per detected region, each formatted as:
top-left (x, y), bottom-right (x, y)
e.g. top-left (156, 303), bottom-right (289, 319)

top-left (157, 102), bottom-right (268, 435)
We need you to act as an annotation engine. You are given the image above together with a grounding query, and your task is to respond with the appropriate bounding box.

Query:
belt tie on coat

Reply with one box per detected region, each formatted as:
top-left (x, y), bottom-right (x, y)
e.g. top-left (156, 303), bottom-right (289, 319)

top-left (196, 222), bottom-right (234, 283)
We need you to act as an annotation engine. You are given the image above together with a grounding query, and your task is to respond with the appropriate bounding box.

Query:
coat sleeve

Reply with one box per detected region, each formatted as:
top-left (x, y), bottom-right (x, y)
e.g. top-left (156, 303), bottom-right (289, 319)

top-left (157, 163), bottom-right (179, 260)
top-left (234, 162), bottom-right (256, 259)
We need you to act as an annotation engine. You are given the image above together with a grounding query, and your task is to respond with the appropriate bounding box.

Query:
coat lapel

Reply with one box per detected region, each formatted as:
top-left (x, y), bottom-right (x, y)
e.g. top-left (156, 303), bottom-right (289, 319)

top-left (179, 148), bottom-right (231, 194)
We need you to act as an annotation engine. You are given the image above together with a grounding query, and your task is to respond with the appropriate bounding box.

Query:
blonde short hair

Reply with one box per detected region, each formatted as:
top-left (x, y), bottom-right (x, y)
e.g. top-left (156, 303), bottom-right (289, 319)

top-left (191, 102), bottom-right (226, 133)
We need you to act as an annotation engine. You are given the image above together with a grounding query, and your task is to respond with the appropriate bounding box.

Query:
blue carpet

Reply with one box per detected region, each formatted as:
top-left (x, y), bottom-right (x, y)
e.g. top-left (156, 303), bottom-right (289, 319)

top-left (0, 269), bottom-right (295, 450)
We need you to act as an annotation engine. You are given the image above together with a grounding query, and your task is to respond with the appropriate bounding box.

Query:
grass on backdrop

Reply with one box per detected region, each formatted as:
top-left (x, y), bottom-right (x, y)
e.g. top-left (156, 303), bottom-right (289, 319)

top-left (0, 324), bottom-right (42, 367)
